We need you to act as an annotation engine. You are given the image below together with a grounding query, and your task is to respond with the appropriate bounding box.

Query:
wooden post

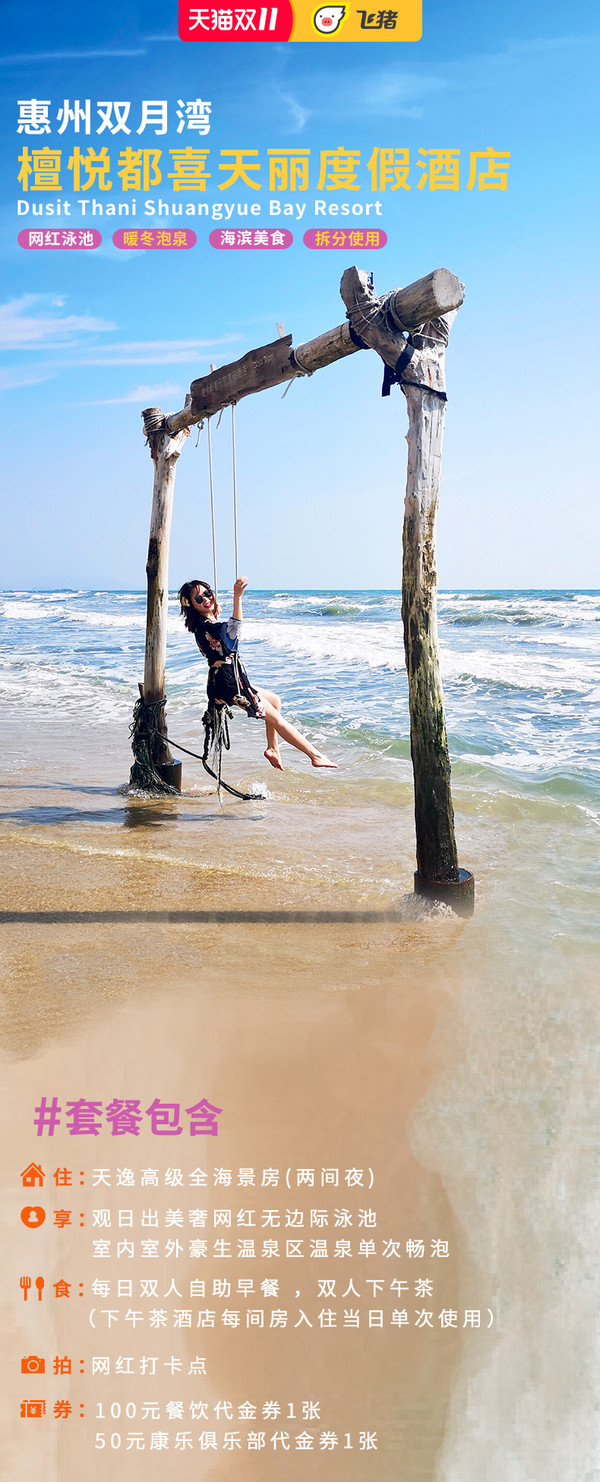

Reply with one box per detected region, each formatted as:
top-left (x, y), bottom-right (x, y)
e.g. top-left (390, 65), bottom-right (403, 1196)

top-left (340, 268), bottom-right (474, 911)
top-left (142, 407), bottom-right (188, 708)
top-left (129, 405), bottom-right (189, 790)
top-left (401, 349), bottom-right (460, 884)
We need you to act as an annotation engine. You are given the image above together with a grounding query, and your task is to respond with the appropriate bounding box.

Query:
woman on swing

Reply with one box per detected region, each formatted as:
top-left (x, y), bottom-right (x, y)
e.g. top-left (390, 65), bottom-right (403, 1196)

top-left (178, 576), bottom-right (337, 771)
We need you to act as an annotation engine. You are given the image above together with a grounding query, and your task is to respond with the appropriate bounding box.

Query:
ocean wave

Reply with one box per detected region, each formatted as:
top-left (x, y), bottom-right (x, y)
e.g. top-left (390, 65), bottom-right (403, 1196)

top-left (3, 590), bottom-right (600, 789)
top-left (529, 628), bottom-right (600, 651)
top-left (264, 593), bottom-right (399, 616)
top-left (243, 619), bottom-right (404, 671)
top-left (2, 600), bottom-right (69, 620)
top-left (319, 603), bottom-right (365, 617)
top-left (3, 602), bottom-right (144, 630)
top-left (64, 610), bottom-right (147, 629)
top-left (447, 610), bottom-right (549, 627)
top-left (6, 617), bottom-right (595, 706)
top-left (0, 660), bottom-right (134, 720)
top-left (242, 621), bottom-right (600, 697)
top-left (442, 647), bottom-right (599, 696)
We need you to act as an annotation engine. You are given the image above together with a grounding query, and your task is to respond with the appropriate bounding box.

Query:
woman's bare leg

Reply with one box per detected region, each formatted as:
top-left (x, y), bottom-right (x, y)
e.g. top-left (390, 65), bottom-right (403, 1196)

top-left (257, 688), bottom-right (283, 770)
top-left (257, 694), bottom-right (336, 769)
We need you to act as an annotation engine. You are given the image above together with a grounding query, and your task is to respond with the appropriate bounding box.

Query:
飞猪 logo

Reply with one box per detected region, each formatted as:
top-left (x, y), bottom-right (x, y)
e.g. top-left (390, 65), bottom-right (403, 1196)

top-left (313, 4), bottom-right (346, 32)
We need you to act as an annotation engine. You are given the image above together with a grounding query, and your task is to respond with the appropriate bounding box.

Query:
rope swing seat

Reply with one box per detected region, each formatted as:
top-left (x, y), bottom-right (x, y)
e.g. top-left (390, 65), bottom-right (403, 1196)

top-left (129, 404), bottom-right (260, 802)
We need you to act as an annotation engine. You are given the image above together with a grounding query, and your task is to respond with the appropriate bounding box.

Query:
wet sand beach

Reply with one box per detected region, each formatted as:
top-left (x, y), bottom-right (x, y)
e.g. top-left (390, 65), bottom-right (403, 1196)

top-left (2, 706), bottom-right (599, 1479)
top-left (0, 715), bottom-right (463, 1480)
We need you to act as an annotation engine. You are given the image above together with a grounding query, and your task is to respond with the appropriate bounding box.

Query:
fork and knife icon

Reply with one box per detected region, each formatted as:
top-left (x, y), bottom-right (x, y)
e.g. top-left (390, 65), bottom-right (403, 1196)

top-left (20, 1277), bottom-right (44, 1301)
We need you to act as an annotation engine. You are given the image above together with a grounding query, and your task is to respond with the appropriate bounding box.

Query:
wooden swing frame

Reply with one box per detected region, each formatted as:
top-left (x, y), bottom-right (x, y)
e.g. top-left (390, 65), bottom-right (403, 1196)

top-left (134, 265), bottom-right (474, 909)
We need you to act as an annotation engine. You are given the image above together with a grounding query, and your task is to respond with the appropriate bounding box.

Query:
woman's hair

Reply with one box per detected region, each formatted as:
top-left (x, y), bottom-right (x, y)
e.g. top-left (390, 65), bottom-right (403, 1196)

top-left (178, 580), bottom-right (220, 632)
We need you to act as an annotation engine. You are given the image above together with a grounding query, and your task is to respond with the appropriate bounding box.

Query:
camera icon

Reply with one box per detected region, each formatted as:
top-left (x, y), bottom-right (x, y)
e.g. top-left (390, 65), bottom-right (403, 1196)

top-left (21, 1355), bottom-right (45, 1374)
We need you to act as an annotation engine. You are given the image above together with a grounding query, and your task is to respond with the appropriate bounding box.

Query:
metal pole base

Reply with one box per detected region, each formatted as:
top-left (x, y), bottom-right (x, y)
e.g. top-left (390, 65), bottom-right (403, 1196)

top-left (414, 867), bottom-right (475, 917)
top-left (156, 760), bottom-right (183, 792)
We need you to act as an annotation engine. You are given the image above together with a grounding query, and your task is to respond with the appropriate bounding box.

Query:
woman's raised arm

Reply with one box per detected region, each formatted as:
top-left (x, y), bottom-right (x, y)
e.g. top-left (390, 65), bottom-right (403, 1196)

top-left (232, 576), bottom-right (249, 622)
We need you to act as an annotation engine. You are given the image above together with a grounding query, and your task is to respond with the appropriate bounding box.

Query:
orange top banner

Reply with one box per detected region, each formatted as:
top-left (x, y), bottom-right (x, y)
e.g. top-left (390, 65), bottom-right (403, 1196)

top-left (179, 0), bottom-right (422, 42)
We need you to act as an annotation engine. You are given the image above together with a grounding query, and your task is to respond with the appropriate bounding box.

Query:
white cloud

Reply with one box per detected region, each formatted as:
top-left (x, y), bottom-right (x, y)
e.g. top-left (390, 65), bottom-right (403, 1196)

top-left (84, 382), bottom-right (183, 406)
top-left (0, 295), bottom-right (115, 350)
top-left (272, 31), bottom-right (598, 132)
top-left (357, 68), bottom-right (444, 114)
top-left (488, 31), bottom-right (599, 56)
top-left (0, 365), bottom-right (58, 391)
top-left (269, 62), bottom-right (444, 128)
top-left (70, 336), bottom-right (240, 367)
top-left (1, 49), bottom-right (145, 65)
top-left (0, 299), bottom-right (239, 371)
top-left (279, 91), bottom-right (311, 133)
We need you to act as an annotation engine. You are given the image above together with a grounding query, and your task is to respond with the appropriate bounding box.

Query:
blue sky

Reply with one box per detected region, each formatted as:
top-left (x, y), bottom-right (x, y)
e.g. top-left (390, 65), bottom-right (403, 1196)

top-left (1, 0), bottom-right (599, 589)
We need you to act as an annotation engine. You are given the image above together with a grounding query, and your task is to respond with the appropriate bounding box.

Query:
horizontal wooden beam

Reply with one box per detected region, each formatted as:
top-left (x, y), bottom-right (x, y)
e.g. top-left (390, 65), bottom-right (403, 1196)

top-left (159, 268), bottom-right (464, 435)
top-left (391, 268), bottom-right (465, 330)
top-left (165, 321), bottom-right (359, 433)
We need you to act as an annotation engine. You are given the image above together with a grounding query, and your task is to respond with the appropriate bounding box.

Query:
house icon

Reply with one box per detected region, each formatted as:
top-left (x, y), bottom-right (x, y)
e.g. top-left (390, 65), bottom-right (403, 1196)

top-left (21, 1164), bottom-right (45, 1189)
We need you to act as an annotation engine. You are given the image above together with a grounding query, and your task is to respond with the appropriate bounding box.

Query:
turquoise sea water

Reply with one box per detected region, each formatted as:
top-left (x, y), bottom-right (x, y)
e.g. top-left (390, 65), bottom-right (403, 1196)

top-left (2, 587), bottom-right (599, 810)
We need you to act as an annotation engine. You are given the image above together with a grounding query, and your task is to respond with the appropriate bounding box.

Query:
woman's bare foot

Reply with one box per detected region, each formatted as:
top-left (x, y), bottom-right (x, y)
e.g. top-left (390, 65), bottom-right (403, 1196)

top-left (264, 747), bottom-right (284, 771)
top-left (311, 752), bottom-right (337, 769)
